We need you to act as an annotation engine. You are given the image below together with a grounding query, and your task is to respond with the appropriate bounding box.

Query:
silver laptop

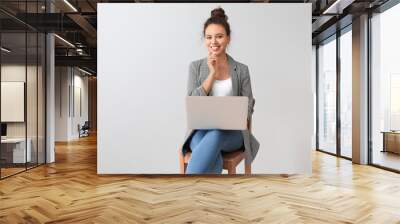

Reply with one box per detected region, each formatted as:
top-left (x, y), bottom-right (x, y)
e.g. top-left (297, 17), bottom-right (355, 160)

top-left (186, 96), bottom-right (248, 130)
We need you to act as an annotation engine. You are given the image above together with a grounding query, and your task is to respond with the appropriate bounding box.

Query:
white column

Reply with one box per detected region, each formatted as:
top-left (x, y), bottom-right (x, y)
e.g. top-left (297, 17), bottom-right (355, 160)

top-left (45, 0), bottom-right (56, 163)
top-left (46, 33), bottom-right (55, 163)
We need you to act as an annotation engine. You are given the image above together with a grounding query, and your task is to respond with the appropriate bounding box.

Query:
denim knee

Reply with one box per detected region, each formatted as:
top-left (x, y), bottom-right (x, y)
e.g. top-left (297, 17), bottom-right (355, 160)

top-left (207, 129), bottom-right (223, 139)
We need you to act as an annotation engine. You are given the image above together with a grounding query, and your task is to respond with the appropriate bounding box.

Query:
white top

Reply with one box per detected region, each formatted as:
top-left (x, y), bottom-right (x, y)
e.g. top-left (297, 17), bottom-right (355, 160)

top-left (210, 77), bottom-right (233, 96)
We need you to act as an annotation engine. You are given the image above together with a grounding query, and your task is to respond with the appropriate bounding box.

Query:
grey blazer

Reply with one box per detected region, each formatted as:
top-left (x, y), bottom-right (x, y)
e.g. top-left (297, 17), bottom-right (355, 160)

top-left (182, 54), bottom-right (260, 164)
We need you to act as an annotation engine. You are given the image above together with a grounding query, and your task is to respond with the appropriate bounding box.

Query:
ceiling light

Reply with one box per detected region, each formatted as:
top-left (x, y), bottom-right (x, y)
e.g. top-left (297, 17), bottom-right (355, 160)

top-left (322, 0), bottom-right (354, 14)
top-left (54, 34), bottom-right (75, 48)
top-left (1, 47), bottom-right (11, 53)
top-left (78, 67), bottom-right (93, 76)
top-left (63, 0), bottom-right (78, 12)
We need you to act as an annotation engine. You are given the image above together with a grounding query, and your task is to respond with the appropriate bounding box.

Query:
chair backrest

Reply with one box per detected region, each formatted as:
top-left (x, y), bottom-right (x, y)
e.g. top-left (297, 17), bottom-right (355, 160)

top-left (83, 121), bottom-right (90, 128)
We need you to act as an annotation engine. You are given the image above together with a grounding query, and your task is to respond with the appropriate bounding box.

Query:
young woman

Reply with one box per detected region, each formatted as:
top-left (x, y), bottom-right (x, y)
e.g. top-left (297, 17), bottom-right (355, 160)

top-left (182, 7), bottom-right (259, 174)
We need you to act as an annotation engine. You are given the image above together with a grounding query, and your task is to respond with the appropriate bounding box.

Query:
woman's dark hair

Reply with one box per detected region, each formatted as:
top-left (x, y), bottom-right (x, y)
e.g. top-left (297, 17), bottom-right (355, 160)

top-left (203, 7), bottom-right (231, 37)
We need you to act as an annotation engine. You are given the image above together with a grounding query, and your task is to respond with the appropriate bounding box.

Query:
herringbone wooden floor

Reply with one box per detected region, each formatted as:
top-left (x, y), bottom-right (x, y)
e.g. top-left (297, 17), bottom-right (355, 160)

top-left (1, 134), bottom-right (400, 224)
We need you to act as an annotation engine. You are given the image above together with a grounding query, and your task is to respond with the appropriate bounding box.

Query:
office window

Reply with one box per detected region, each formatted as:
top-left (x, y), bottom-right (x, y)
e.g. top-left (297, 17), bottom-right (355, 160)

top-left (371, 3), bottom-right (400, 171)
top-left (340, 29), bottom-right (352, 158)
top-left (318, 37), bottom-right (337, 154)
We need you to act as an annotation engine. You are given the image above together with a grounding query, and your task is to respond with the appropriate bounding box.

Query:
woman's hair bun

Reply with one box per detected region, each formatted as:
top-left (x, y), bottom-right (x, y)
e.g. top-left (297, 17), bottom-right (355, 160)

top-left (211, 7), bottom-right (228, 21)
top-left (203, 7), bottom-right (231, 36)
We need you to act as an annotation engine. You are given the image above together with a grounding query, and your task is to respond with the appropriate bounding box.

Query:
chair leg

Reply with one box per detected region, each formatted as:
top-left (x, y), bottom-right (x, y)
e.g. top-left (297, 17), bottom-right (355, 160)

top-left (179, 151), bottom-right (185, 174)
top-left (227, 165), bottom-right (236, 174)
top-left (245, 160), bottom-right (251, 175)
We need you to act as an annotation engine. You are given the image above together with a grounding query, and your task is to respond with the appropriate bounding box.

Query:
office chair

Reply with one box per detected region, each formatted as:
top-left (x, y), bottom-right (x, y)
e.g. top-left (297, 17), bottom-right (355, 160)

top-left (78, 121), bottom-right (90, 138)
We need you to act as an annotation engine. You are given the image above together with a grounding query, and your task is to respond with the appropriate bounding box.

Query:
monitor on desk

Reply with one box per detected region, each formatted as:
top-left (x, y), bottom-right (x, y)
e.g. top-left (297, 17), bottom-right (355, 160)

top-left (1, 123), bottom-right (7, 138)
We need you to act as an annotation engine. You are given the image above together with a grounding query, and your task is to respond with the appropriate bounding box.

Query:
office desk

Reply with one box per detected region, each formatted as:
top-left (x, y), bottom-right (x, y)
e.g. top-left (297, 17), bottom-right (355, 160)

top-left (382, 131), bottom-right (400, 154)
top-left (1, 138), bottom-right (32, 163)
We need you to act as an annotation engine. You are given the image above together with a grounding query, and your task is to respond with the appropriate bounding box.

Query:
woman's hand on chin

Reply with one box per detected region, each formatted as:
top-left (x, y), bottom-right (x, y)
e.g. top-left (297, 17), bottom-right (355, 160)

top-left (207, 51), bottom-right (218, 77)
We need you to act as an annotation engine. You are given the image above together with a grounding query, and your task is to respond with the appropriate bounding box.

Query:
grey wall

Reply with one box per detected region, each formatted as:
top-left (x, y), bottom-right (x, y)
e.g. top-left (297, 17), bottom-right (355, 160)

top-left (55, 67), bottom-right (89, 141)
top-left (98, 3), bottom-right (313, 174)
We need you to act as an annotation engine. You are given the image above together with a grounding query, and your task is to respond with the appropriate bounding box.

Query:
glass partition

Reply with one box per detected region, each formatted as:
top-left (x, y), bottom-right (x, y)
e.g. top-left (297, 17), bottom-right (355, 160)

top-left (1, 31), bottom-right (28, 177)
top-left (27, 30), bottom-right (38, 169)
top-left (0, 1), bottom-right (46, 179)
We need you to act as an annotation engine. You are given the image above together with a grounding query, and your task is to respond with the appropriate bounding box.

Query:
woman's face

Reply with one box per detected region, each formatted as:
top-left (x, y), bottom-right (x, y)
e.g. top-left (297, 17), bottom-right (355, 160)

top-left (204, 24), bottom-right (230, 56)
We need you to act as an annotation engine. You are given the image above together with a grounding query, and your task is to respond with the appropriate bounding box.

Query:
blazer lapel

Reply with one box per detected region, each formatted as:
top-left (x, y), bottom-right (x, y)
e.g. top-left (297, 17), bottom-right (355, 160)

top-left (227, 54), bottom-right (239, 96)
top-left (199, 58), bottom-right (209, 83)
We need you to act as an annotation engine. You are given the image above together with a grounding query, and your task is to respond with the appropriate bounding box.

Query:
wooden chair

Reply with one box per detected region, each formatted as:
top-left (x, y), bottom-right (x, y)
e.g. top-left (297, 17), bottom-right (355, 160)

top-left (179, 148), bottom-right (251, 174)
top-left (179, 121), bottom-right (252, 175)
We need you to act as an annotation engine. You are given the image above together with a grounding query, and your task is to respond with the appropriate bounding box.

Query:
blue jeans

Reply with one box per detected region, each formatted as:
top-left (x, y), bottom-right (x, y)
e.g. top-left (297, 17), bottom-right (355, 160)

top-left (186, 129), bottom-right (244, 174)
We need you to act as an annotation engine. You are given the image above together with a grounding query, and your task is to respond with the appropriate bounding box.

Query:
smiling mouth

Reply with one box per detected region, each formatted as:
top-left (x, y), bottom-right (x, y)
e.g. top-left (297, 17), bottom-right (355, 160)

top-left (211, 46), bottom-right (220, 51)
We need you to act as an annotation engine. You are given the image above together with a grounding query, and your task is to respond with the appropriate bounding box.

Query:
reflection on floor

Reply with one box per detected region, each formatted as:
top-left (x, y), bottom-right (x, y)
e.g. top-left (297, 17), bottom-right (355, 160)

top-left (373, 150), bottom-right (400, 171)
top-left (0, 162), bottom-right (41, 178)
top-left (341, 148), bottom-right (352, 158)
top-left (0, 167), bottom-right (25, 178)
